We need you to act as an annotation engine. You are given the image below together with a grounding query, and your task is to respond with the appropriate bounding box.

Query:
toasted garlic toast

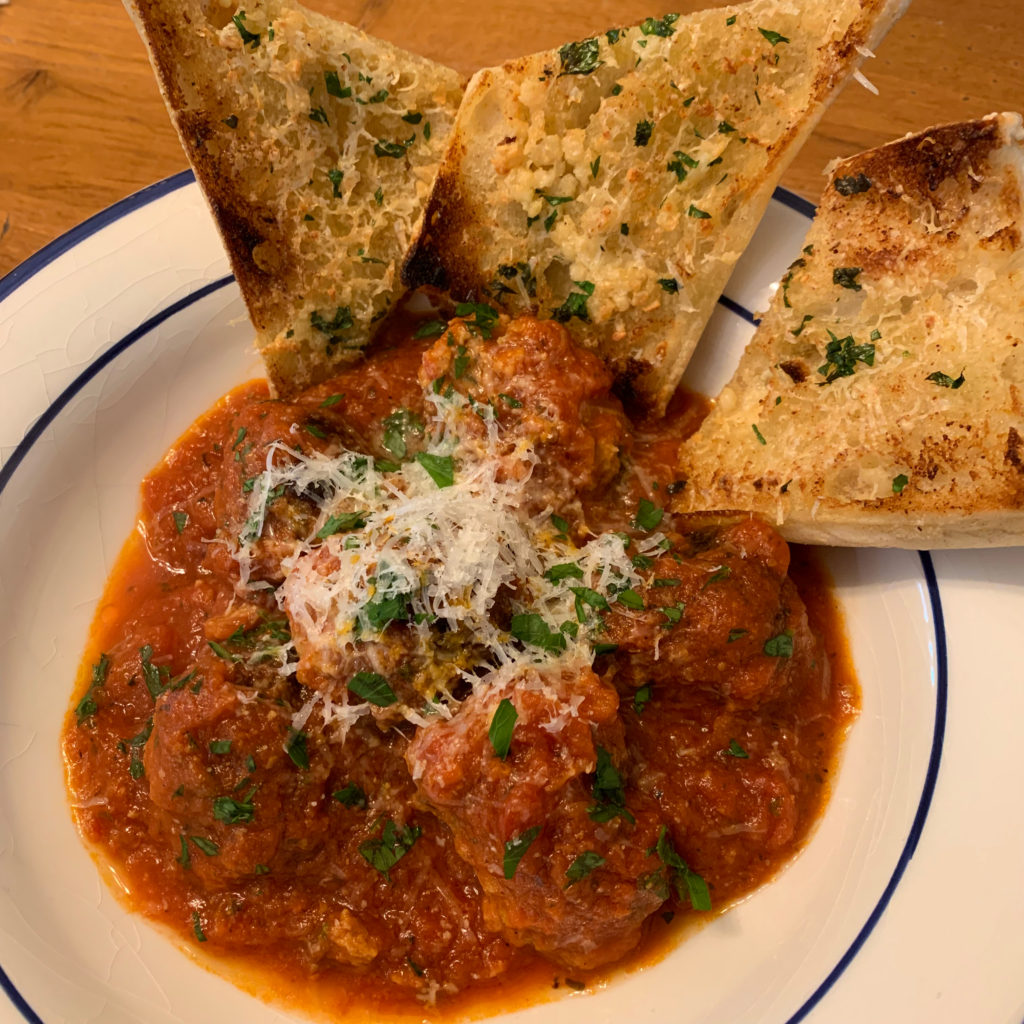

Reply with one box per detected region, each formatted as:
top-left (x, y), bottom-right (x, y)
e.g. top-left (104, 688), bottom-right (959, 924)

top-left (123, 0), bottom-right (464, 396)
top-left (675, 114), bottom-right (1024, 548)
top-left (402, 0), bottom-right (907, 413)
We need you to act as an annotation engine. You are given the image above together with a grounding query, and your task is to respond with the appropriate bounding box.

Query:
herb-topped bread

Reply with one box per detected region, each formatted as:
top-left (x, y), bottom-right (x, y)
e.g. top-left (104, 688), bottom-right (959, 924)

top-left (675, 113), bottom-right (1024, 548)
top-left (402, 0), bottom-right (908, 413)
top-left (123, 0), bottom-right (464, 396)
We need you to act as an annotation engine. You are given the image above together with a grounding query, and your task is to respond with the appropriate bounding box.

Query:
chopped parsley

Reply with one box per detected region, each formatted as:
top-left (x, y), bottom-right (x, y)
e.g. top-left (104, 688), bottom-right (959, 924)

top-left (558, 37), bottom-right (602, 75)
top-left (633, 498), bottom-right (664, 531)
top-left (763, 630), bottom-right (794, 658)
top-left (545, 562), bottom-right (585, 583)
top-left (374, 138), bottom-right (409, 158)
top-left (892, 473), bottom-right (910, 494)
top-left (488, 698), bottom-right (518, 759)
top-left (316, 510), bottom-right (368, 539)
top-left (454, 301), bottom-right (500, 338)
top-left (327, 167), bottom-right (344, 197)
top-left (285, 729), bottom-right (309, 771)
top-left (758, 27), bottom-right (790, 45)
top-left (333, 782), bottom-right (368, 808)
top-left (667, 149), bottom-right (698, 182)
top-left (75, 653), bottom-right (110, 724)
top-left (817, 330), bottom-right (875, 383)
top-left (633, 683), bottom-right (653, 715)
top-left (688, 204), bottom-right (711, 219)
top-left (634, 119), bottom-right (654, 147)
top-left (415, 452), bottom-right (455, 488)
top-left (510, 613), bottom-right (567, 654)
top-left (833, 266), bottom-right (863, 291)
top-left (640, 13), bottom-right (679, 36)
top-left (213, 789), bottom-right (256, 824)
top-left (360, 819), bottom-right (421, 879)
top-left (926, 369), bottom-right (966, 389)
top-left (324, 70), bottom-right (351, 99)
top-left (503, 826), bottom-right (541, 878)
top-left (381, 407), bottom-right (425, 459)
top-left (232, 11), bottom-right (260, 48)
top-left (565, 851), bottom-right (605, 887)
top-left (752, 423), bottom-right (767, 445)
top-left (310, 306), bottom-right (354, 336)
top-left (725, 739), bottom-right (749, 758)
top-left (588, 746), bottom-right (634, 824)
top-left (651, 825), bottom-right (712, 911)
top-left (658, 277), bottom-right (679, 293)
top-left (348, 671), bottom-right (398, 707)
top-left (551, 281), bottom-right (595, 323)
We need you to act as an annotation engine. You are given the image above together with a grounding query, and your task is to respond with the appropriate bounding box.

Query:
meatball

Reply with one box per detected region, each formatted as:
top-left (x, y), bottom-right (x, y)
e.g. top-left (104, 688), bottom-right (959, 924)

top-left (405, 664), bottom-right (664, 970)
top-left (418, 315), bottom-right (628, 512)
top-left (605, 515), bottom-right (821, 703)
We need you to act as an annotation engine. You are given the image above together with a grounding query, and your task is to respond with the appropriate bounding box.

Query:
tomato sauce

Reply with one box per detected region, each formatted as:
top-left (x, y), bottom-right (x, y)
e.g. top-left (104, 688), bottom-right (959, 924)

top-left (63, 315), bottom-right (857, 1021)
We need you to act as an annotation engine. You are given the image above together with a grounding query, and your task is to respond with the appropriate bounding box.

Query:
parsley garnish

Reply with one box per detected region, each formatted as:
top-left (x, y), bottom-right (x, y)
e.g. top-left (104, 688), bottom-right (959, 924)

top-left (545, 562), bottom-right (584, 583)
top-left (565, 851), bottom-right (605, 887)
top-left (763, 630), bottom-right (794, 657)
top-left (892, 473), bottom-right (909, 494)
top-left (503, 826), bottom-right (541, 878)
top-left (752, 423), bottom-right (767, 445)
top-left (232, 11), bottom-right (260, 48)
top-left (833, 266), bottom-right (863, 291)
top-left (633, 498), bottom-right (663, 531)
top-left (285, 729), bottom-right (309, 771)
top-left (633, 682), bottom-right (653, 714)
top-left (348, 671), bottom-right (398, 707)
top-left (310, 306), bottom-right (353, 335)
top-left (454, 301), bottom-right (500, 338)
top-left (308, 105), bottom-right (329, 125)
top-left (510, 613), bottom-right (568, 654)
top-left (758, 27), bottom-right (790, 45)
top-left (725, 739), bottom-right (749, 758)
top-left (327, 168), bottom-right (343, 198)
top-left (667, 150), bottom-right (698, 182)
top-left (213, 789), bottom-right (256, 824)
top-left (688, 204), bottom-right (711, 219)
top-left (558, 37), bottom-right (603, 75)
top-left (640, 13), bottom-right (679, 36)
top-left (374, 139), bottom-right (409, 158)
top-left (324, 70), bottom-right (351, 99)
top-left (381, 407), bottom-right (425, 460)
top-left (551, 281), bottom-right (595, 323)
top-left (75, 653), bottom-right (110, 724)
top-left (818, 331), bottom-right (875, 383)
top-left (651, 825), bottom-right (712, 911)
top-left (316, 510), bottom-right (367, 539)
top-left (415, 452), bottom-right (455, 488)
top-left (360, 819), bottom-right (421, 879)
top-left (926, 369), bottom-right (966, 389)
top-left (658, 277), bottom-right (679, 293)
top-left (192, 911), bottom-right (207, 943)
top-left (413, 319), bottom-right (447, 339)
top-left (588, 746), bottom-right (634, 823)
top-left (333, 782), bottom-right (367, 808)
top-left (634, 119), bottom-right (654, 146)
top-left (488, 698), bottom-right (518, 759)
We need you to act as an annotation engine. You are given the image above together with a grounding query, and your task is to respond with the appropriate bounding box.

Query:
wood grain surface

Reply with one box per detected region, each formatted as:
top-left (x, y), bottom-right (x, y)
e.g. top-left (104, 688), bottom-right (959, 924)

top-left (0, 0), bottom-right (1021, 279)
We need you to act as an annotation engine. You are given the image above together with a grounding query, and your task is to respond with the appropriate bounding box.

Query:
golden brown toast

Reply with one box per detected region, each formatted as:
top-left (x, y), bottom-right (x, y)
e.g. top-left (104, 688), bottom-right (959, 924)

top-left (402, 0), bottom-right (908, 413)
top-left (675, 113), bottom-right (1024, 547)
top-left (123, 0), bottom-right (464, 395)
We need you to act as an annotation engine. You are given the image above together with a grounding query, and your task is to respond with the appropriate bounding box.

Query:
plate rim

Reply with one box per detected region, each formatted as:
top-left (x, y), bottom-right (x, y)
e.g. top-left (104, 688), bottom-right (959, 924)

top-left (0, 178), bottom-right (947, 1024)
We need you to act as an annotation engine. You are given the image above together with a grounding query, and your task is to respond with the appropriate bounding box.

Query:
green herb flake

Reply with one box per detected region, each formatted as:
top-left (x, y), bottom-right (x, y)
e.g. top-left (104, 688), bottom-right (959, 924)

top-left (310, 306), bottom-right (354, 336)
top-left (209, 739), bottom-right (231, 755)
top-left (333, 782), bottom-right (368, 808)
top-left (348, 671), bottom-right (398, 707)
top-left (222, 114), bottom-right (239, 129)
top-left (510, 613), bottom-right (567, 654)
top-left (454, 300), bottom-right (500, 338)
top-left (545, 562), bottom-right (585, 583)
top-left (324, 70), bottom-right (351, 98)
top-left (488, 698), bottom-right (518, 759)
top-left (498, 392), bottom-right (522, 408)
top-left (308, 105), bottom-right (329, 125)
top-left (381, 407), bottom-right (425, 460)
top-left (817, 331), bottom-right (875, 384)
top-left (640, 13), bottom-right (679, 36)
top-left (503, 826), bottom-right (541, 878)
top-left (833, 266), bottom-right (863, 291)
top-left (633, 682), bottom-right (653, 715)
top-left (232, 11), bottom-right (260, 48)
top-left (725, 739), bottom-right (749, 758)
top-left (285, 728), bottom-right (310, 771)
top-left (550, 513), bottom-right (570, 538)
top-left (327, 167), bottom-right (344, 198)
top-left (763, 630), bottom-right (794, 658)
top-left (658, 277), bottom-right (679, 293)
top-left (565, 850), bottom-right (605, 887)
top-left (558, 37), bottom-right (603, 76)
top-left (360, 819), bottom-right (421, 879)
top-left (190, 835), bottom-right (220, 857)
top-left (192, 910), bottom-right (207, 942)
top-left (402, 111), bottom-right (423, 124)
top-left (728, 628), bottom-right (748, 643)
top-left (316, 510), bottom-right (368, 539)
top-left (551, 281), bottom-right (595, 323)
top-left (791, 313), bottom-right (814, 337)
top-left (616, 588), bottom-right (645, 611)
top-left (667, 149), bottom-right (699, 182)
top-left (75, 652), bottom-right (111, 724)
top-left (633, 498), bottom-right (664, 531)
top-left (374, 186), bottom-right (384, 206)
top-left (588, 746), bottom-right (634, 824)
top-left (374, 139), bottom-right (408, 158)
top-left (590, 155), bottom-right (601, 178)
top-left (752, 423), bottom-right (767, 445)
top-left (415, 452), bottom-right (456, 488)
top-left (651, 825), bottom-right (712, 911)
top-left (413, 319), bottom-right (447, 340)
top-left (661, 603), bottom-right (685, 627)
top-left (688, 204), bottom-right (711, 219)
top-left (926, 369), bottom-right (966, 389)
top-left (726, 14), bottom-right (737, 24)
top-left (213, 790), bottom-right (255, 825)
top-left (892, 473), bottom-right (910, 494)
top-left (634, 119), bottom-right (654, 147)
top-left (758, 27), bottom-right (790, 45)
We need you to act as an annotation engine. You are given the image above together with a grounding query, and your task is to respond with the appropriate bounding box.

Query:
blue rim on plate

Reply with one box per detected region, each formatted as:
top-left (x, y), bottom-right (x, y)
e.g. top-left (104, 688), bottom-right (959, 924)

top-left (0, 176), bottom-right (946, 1024)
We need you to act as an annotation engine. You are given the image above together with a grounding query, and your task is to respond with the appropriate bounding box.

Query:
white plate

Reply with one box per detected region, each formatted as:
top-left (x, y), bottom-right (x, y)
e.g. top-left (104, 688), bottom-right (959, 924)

top-left (0, 178), bottom-right (1020, 1024)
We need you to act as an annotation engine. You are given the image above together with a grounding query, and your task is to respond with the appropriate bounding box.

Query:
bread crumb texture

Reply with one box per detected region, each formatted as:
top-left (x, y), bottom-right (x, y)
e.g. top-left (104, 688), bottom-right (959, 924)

top-left (404, 0), bottom-right (907, 412)
top-left (126, 0), bottom-right (464, 395)
top-left (677, 113), bottom-right (1024, 548)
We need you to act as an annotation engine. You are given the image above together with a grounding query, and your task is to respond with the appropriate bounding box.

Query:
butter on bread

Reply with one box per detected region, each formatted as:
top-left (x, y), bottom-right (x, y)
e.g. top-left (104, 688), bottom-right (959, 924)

top-left (123, 0), bottom-right (464, 396)
top-left (675, 113), bottom-right (1024, 548)
top-left (402, 0), bottom-right (908, 414)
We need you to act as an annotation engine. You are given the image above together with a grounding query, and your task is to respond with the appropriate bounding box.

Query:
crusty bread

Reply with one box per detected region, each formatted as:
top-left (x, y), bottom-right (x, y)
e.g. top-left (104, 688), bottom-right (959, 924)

top-left (123, 0), bottom-right (464, 396)
top-left (675, 113), bottom-right (1024, 548)
top-left (402, 0), bottom-right (908, 414)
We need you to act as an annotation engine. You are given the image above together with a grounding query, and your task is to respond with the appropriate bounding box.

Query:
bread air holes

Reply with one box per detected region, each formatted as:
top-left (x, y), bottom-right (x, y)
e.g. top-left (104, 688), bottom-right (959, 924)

top-left (826, 452), bottom-right (895, 501)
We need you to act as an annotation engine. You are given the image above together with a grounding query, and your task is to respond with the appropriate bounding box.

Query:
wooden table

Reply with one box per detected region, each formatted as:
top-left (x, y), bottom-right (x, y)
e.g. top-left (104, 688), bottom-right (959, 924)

top-left (1, 0), bottom-right (1022, 279)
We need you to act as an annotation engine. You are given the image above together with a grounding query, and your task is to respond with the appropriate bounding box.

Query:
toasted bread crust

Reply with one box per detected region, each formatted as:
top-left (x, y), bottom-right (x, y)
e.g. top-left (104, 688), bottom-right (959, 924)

top-left (124, 0), bottom-right (464, 396)
top-left (403, 0), bottom-right (907, 414)
top-left (676, 113), bottom-right (1024, 548)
